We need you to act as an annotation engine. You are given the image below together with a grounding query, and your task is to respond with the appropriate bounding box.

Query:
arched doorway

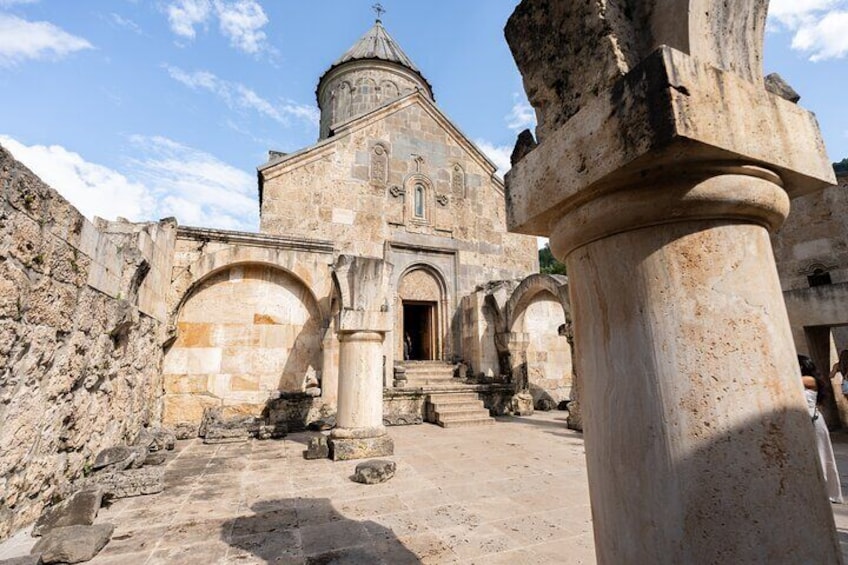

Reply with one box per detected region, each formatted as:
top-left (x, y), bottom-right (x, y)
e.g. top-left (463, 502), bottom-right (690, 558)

top-left (397, 266), bottom-right (446, 361)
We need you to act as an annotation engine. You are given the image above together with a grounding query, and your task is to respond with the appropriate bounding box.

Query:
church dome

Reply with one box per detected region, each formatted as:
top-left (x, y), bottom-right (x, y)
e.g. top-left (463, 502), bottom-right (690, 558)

top-left (316, 20), bottom-right (434, 140)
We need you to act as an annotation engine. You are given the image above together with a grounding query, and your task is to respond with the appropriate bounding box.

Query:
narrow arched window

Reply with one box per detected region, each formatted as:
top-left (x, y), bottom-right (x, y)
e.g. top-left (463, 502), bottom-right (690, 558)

top-left (414, 183), bottom-right (425, 218)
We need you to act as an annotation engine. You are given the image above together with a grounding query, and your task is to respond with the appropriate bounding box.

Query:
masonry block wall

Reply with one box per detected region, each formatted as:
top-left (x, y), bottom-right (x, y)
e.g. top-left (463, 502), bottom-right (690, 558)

top-left (0, 145), bottom-right (174, 539)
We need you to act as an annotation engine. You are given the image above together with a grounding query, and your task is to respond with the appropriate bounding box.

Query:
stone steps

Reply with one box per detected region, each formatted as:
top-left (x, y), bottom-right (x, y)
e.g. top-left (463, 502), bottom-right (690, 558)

top-left (428, 391), bottom-right (494, 428)
top-left (437, 415), bottom-right (496, 428)
top-left (402, 361), bottom-right (457, 387)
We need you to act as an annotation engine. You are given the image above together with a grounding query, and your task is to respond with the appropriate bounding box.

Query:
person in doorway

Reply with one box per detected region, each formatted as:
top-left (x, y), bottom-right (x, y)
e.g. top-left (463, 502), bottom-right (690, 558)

top-left (404, 332), bottom-right (412, 361)
top-left (829, 349), bottom-right (848, 401)
top-left (799, 354), bottom-right (844, 503)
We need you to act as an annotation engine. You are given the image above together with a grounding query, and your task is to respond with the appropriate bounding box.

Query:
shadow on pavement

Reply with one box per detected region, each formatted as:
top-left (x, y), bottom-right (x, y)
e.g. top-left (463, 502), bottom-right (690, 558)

top-left (222, 497), bottom-right (421, 564)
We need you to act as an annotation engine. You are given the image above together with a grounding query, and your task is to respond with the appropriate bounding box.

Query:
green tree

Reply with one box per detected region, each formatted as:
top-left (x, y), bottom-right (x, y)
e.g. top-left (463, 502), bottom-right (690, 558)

top-left (539, 242), bottom-right (567, 275)
top-left (834, 157), bottom-right (848, 174)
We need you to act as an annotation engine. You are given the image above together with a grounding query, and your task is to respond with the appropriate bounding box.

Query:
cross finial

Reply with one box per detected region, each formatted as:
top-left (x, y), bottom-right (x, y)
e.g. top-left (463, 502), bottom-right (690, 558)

top-left (372, 3), bottom-right (386, 22)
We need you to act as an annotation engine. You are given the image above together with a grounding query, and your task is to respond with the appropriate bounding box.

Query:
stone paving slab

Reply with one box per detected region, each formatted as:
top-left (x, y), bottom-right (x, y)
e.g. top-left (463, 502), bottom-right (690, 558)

top-left (4, 412), bottom-right (848, 563)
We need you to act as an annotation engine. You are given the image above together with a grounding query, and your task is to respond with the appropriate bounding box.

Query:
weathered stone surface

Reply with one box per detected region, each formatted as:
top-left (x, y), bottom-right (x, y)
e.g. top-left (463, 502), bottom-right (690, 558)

top-left (304, 436), bottom-right (330, 460)
top-left (255, 424), bottom-right (287, 440)
top-left (0, 555), bottom-right (42, 565)
top-left (557, 400), bottom-right (570, 411)
top-left (765, 72), bottom-right (800, 103)
top-left (352, 460), bottom-right (396, 484)
top-left (329, 435), bottom-right (394, 461)
top-left (91, 447), bottom-right (134, 473)
top-left (142, 451), bottom-right (167, 466)
top-left (172, 422), bottom-right (197, 440)
top-left (307, 417), bottom-right (335, 431)
top-left (32, 489), bottom-right (103, 537)
top-left (134, 427), bottom-right (176, 452)
top-left (128, 445), bottom-right (149, 469)
top-left (535, 398), bottom-right (555, 411)
top-left (203, 427), bottom-right (250, 444)
top-left (31, 524), bottom-right (114, 564)
top-left (80, 467), bottom-right (163, 500)
top-left (0, 144), bottom-right (174, 538)
top-left (510, 392), bottom-right (533, 416)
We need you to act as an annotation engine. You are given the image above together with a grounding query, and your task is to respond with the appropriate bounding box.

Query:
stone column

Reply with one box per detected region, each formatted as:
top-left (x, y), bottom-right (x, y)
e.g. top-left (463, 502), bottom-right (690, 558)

top-left (329, 256), bottom-right (394, 460)
top-left (561, 320), bottom-right (583, 431)
top-left (505, 1), bottom-right (841, 563)
top-left (498, 331), bottom-right (534, 415)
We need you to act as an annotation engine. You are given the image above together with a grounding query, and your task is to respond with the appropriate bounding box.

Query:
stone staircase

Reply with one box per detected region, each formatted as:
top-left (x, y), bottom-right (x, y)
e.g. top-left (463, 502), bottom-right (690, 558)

top-left (428, 392), bottom-right (495, 428)
top-left (402, 361), bottom-right (456, 388)
top-left (400, 361), bottom-right (496, 428)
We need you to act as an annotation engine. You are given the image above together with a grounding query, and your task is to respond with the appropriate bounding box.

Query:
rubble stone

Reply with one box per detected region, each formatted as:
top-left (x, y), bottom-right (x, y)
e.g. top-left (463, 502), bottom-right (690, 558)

top-left (91, 447), bottom-right (134, 473)
top-left (304, 436), bottom-right (330, 460)
top-left (352, 460), bottom-right (396, 484)
top-left (31, 524), bottom-right (114, 564)
top-left (32, 489), bottom-right (103, 537)
top-left (79, 467), bottom-right (163, 500)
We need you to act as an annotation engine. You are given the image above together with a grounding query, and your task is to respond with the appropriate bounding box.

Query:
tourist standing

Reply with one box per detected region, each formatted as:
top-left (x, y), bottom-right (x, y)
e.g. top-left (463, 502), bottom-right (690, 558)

top-left (800, 354), bottom-right (844, 503)
top-left (830, 349), bottom-right (848, 401)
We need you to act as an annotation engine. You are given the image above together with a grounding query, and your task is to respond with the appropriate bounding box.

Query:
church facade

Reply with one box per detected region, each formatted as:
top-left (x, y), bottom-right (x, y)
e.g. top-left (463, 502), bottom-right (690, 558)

top-left (160, 20), bottom-right (574, 430)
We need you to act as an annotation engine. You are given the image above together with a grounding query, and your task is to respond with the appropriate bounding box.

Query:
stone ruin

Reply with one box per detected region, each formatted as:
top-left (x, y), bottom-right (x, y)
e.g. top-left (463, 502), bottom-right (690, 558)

top-left (1, 1), bottom-right (847, 562)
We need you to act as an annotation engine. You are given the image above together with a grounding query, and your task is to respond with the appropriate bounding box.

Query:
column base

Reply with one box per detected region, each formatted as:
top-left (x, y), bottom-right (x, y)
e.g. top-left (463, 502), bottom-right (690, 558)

top-left (329, 435), bottom-right (394, 461)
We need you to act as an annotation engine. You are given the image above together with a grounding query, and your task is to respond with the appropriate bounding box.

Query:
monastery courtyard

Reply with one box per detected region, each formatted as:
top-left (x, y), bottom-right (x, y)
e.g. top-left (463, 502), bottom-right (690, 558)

top-left (2, 412), bottom-right (848, 564)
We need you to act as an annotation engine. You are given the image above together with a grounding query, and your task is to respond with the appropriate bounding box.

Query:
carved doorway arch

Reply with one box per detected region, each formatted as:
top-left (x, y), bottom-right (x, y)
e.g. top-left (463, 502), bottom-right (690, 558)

top-left (396, 266), bottom-right (447, 361)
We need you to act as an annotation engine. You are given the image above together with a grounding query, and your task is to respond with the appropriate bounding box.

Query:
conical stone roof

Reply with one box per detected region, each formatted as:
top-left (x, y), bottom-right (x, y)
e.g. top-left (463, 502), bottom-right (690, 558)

top-left (317, 20), bottom-right (433, 101)
top-left (332, 20), bottom-right (420, 72)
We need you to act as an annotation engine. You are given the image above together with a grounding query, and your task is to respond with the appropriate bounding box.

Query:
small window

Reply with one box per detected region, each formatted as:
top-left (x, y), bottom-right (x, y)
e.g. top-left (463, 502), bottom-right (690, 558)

top-left (808, 269), bottom-right (832, 287)
top-left (414, 183), bottom-right (425, 218)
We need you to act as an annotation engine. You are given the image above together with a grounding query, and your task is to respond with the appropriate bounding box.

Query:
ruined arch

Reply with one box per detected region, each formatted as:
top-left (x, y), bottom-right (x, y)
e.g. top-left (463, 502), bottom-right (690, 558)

top-left (163, 261), bottom-right (325, 427)
top-left (504, 274), bottom-right (572, 405)
top-left (168, 245), bottom-right (333, 332)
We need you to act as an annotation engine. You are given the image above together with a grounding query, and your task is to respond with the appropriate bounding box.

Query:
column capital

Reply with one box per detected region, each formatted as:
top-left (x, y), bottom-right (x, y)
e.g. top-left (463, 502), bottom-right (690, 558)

top-left (505, 47), bottom-right (835, 241)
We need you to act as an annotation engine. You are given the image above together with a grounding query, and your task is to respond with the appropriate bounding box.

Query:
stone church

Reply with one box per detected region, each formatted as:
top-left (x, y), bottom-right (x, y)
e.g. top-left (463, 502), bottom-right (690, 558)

top-left (161, 19), bottom-right (574, 433)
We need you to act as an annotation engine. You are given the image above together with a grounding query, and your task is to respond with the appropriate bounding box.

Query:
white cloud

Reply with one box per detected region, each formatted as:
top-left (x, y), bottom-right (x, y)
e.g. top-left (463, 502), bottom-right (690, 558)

top-left (474, 139), bottom-right (512, 177)
top-left (791, 10), bottom-right (848, 60)
top-left (0, 14), bottom-right (92, 67)
top-left (0, 135), bottom-right (154, 221)
top-left (163, 0), bottom-right (268, 54)
top-left (768, 0), bottom-right (848, 60)
top-left (125, 135), bottom-right (258, 230)
top-left (164, 64), bottom-right (319, 126)
top-left (165, 0), bottom-right (212, 39)
top-left (0, 135), bottom-right (259, 231)
top-left (506, 97), bottom-right (536, 132)
top-left (214, 0), bottom-right (268, 54)
top-left (0, 0), bottom-right (38, 6)
top-left (109, 13), bottom-right (142, 35)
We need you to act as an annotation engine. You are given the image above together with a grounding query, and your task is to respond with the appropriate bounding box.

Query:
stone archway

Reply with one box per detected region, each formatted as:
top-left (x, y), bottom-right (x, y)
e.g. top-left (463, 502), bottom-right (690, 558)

top-left (396, 266), bottom-right (447, 361)
top-left (510, 289), bottom-right (572, 405)
top-left (163, 263), bottom-right (323, 426)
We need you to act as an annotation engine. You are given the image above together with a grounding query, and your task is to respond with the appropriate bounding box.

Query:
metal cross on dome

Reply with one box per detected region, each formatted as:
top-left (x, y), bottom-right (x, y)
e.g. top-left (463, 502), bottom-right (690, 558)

top-left (372, 3), bottom-right (386, 21)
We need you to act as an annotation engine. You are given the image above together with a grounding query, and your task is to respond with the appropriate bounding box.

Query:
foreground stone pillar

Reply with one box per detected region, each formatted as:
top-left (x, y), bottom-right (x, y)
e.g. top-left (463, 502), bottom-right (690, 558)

top-left (505, 1), bottom-right (841, 563)
top-left (329, 256), bottom-right (393, 460)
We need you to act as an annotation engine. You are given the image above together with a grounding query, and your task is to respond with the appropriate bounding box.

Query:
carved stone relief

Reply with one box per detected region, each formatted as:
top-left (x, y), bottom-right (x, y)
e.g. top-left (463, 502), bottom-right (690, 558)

top-left (370, 144), bottom-right (388, 186)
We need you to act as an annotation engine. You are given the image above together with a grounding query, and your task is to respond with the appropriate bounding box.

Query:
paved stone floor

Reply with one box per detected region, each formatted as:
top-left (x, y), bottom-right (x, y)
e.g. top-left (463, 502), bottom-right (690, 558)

top-left (5, 411), bottom-right (848, 563)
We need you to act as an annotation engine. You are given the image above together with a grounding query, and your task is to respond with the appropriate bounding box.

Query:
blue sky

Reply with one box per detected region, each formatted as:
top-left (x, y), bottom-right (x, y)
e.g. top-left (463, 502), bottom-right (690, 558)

top-left (0, 0), bottom-right (846, 233)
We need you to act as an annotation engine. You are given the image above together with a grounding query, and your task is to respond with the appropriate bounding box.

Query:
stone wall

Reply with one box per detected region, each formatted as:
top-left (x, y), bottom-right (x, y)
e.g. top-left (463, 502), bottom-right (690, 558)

top-left (772, 172), bottom-right (848, 291)
top-left (771, 172), bottom-right (848, 365)
top-left (0, 145), bottom-right (173, 539)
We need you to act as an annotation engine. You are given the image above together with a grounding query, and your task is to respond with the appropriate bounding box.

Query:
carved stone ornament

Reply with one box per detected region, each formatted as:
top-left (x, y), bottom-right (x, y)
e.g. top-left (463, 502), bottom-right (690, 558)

top-left (435, 194), bottom-right (449, 207)
top-left (389, 185), bottom-right (405, 198)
